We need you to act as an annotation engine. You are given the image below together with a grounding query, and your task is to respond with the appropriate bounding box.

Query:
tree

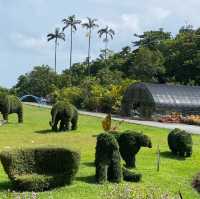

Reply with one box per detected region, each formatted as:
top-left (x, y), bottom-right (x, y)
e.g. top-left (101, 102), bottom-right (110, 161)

top-left (131, 47), bottom-right (165, 82)
top-left (62, 15), bottom-right (81, 68)
top-left (47, 28), bottom-right (65, 73)
top-left (98, 26), bottom-right (115, 62)
top-left (133, 28), bottom-right (171, 50)
top-left (14, 65), bottom-right (58, 97)
top-left (82, 17), bottom-right (99, 75)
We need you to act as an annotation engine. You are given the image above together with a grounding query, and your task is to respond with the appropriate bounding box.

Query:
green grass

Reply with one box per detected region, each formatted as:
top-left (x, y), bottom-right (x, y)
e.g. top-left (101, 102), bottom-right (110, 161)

top-left (0, 105), bottom-right (200, 198)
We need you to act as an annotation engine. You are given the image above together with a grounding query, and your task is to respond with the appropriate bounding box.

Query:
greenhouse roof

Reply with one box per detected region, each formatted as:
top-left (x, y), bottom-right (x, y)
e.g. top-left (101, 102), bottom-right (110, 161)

top-left (140, 83), bottom-right (200, 109)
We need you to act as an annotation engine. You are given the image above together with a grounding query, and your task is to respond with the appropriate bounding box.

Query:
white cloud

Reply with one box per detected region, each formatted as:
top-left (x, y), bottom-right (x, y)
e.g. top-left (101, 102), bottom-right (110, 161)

top-left (149, 7), bottom-right (171, 20)
top-left (121, 14), bottom-right (142, 33)
top-left (10, 33), bottom-right (48, 51)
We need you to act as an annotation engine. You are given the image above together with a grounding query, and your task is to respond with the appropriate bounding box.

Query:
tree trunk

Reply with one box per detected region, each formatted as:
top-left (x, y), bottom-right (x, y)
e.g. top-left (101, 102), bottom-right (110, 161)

top-left (88, 29), bottom-right (91, 76)
top-left (70, 26), bottom-right (73, 68)
top-left (55, 38), bottom-right (57, 73)
top-left (105, 33), bottom-right (108, 63)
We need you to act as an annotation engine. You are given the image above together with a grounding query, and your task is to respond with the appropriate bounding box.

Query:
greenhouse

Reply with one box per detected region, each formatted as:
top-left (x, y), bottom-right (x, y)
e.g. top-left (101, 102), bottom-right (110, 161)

top-left (121, 82), bottom-right (200, 118)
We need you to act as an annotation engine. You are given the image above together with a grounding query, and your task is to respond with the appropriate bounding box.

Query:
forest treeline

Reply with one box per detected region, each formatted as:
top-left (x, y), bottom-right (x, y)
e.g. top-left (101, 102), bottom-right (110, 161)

top-left (2, 25), bottom-right (200, 113)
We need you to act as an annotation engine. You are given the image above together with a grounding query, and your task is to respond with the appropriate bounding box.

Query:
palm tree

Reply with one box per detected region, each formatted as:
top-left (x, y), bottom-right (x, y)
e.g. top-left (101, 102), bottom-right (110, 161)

top-left (47, 28), bottom-right (65, 73)
top-left (98, 26), bottom-right (115, 61)
top-left (82, 17), bottom-right (99, 75)
top-left (62, 15), bottom-right (81, 68)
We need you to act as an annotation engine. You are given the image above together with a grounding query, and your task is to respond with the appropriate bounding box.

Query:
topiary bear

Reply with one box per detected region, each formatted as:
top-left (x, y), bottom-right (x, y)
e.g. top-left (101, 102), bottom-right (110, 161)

top-left (49, 101), bottom-right (78, 132)
top-left (117, 130), bottom-right (152, 168)
top-left (0, 93), bottom-right (23, 123)
top-left (95, 133), bottom-right (122, 184)
top-left (168, 128), bottom-right (192, 157)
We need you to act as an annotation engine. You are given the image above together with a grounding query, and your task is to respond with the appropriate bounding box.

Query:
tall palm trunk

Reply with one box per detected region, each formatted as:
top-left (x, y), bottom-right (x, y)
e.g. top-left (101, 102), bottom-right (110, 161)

top-left (105, 33), bottom-right (108, 63)
top-left (88, 29), bottom-right (91, 76)
top-left (55, 38), bottom-right (57, 73)
top-left (70, 25), bottom-right (73, 68)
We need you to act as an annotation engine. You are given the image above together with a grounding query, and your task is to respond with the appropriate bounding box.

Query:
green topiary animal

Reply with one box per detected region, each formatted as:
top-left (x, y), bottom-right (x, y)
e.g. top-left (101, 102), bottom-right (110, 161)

top-left (49, 101), bottom-right (78, 132)
top-left (0, 93), bottom-right (23, 123)
top-left (95, 133), bottom-right (122, 184)
top-left (168, 128), bottom-right (192, 157)
top-left (118, 130), bottom-right (152, 168)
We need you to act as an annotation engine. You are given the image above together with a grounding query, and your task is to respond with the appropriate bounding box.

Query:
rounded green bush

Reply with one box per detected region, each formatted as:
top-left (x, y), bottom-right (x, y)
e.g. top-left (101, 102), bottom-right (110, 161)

top-left (49, 100), bottom-right (78, 132)
top-left (168, 128), bottom-right (192, 157)
top-left (118, 130), bottom-right (152, 168)
top-left (95, 133), bottom-right (122, 184)
top-left (0, 93), bottom-right (23, 123)
top-left (0, 146), bottom-right (80, 191)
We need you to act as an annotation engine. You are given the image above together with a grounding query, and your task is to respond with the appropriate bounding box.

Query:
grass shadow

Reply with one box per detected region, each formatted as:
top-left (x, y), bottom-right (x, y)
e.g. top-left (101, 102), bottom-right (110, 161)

top-left (83, 162), bottom-right (95, 167)
top-left (160, 151), bottom-right (186, 160)
top-left (76, 175), bottom-right (96, 184)
top-left (0, 181), bottom-right (11, 191)
top-left (34, 129), bottom-right (53, 134)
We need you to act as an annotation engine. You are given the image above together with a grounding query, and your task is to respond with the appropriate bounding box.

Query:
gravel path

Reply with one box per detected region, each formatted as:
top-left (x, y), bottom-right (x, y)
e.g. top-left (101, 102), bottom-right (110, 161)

top-left (23, 102), bottom-right (200, 135)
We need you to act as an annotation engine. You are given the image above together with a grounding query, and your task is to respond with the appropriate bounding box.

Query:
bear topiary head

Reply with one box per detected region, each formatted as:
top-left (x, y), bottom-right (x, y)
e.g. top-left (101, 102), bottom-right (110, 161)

top-left (139, 134), bottom-right (152, 148)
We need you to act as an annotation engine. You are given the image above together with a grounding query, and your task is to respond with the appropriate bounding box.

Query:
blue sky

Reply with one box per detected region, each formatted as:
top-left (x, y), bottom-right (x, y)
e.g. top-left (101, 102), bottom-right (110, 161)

top-left (1, 0), bottom-right (200, 88)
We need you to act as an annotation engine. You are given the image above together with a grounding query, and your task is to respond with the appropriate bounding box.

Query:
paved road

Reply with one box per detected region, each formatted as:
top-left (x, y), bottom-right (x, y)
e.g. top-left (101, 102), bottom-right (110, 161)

top-left (23, 102), bottom-right (200, 135)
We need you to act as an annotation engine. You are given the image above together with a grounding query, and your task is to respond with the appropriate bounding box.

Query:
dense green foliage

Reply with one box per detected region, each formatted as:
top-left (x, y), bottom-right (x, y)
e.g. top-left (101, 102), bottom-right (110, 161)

top-left (0, 93), bottom-right (23, 123)
top-left (50, 101), bottom-right (78, 131)
top-left (12, 25), bottom-right (200, 114)
top-left (0, 146), bottom-right (80, 191)
top-left (118, 130), bottom-right (152, 168)
top-left (168, 128), bottom-right (193, 157)
top-left (95, 133), bottom-right (122, 184)
top-left (13, 65), bottom-right (58, 97)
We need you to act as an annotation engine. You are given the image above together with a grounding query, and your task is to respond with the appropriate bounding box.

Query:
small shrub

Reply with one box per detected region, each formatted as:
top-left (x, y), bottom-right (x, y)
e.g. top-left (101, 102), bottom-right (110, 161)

top-left (0, 146), bottom-right (80, 191)
top-left (122, 167), bottom-right (142, 182)
top-left (168, 128), bottom-right (192, 157)
top-left (118, 130), bottom-right (152, 168)
top-left (95, 133), bottom-right (122, 184)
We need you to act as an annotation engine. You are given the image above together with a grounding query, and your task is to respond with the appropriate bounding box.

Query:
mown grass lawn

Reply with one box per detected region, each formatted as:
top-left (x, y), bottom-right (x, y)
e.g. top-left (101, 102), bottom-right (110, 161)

top-left (0, 105), bottom-right (200, 198)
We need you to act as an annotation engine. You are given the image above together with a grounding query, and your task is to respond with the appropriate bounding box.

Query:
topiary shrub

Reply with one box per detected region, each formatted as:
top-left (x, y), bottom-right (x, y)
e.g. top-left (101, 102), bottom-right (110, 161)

top-left (0, 93), bottom-right (23, 123)
top-left (118, 130), bottom-right (152, 168)
top-left (192, 172), bottom-right (200, 193)
top-left (122, 167), bottom-right (142, 182)
top-left (168, 128), bottom-right (192, 157)
top-left (0, 146), bottom-right (80, 191)
top-left (95, 133), bottom-right (122, 184)
top-left (49, 100), bottom-right (78, 132)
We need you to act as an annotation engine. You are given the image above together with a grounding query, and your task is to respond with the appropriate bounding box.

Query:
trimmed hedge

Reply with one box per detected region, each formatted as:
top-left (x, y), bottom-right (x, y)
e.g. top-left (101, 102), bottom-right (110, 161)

top-left (122, 167), bottom-right (142, 182)
top-left (118, 130), bottom-right (152, 168)
top-left (168, 128), bottom-right (192, 157)
top-left (0, 146), bottom-right (80, 191)
top-left (95, 133), bottom-right (122, 184)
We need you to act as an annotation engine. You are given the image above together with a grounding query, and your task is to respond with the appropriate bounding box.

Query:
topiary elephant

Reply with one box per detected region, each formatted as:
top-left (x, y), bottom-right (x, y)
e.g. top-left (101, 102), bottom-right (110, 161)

top-left (0, 93), bottom-right (23, 123)
top-left (49, 101), bottom-right (78, 132)
top-left (117, 130), bottom-right (152, 168)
